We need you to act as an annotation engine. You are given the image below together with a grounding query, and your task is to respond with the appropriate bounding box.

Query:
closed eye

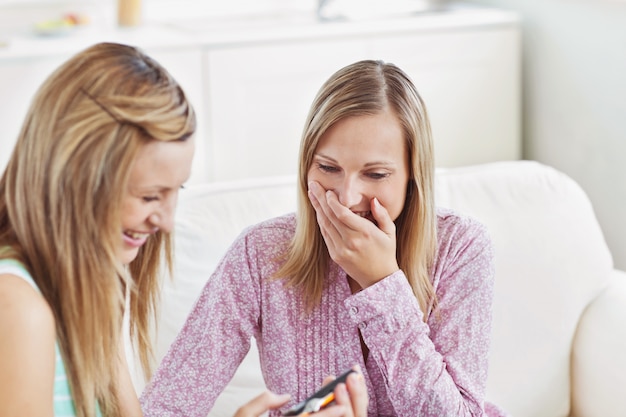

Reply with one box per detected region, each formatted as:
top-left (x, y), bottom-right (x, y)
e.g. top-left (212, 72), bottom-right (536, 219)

top-left (317, 163), bottom-right (340, 173)
top-left (142, 196), bottom-right (159, 202)
top-left (366, 172), bottom-right (390, 180)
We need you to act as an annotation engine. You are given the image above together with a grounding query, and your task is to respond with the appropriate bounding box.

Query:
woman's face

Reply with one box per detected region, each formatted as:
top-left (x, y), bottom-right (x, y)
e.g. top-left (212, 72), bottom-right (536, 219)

top-left (307, 108), bottom-right (410, 222)
top-left (118, 138), bottom-right (195, 265)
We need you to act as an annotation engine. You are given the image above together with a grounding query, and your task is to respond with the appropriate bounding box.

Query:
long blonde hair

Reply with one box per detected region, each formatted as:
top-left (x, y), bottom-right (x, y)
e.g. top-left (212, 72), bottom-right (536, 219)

top-left (0, 42), bottom-right (195, 417)
top-left (276, 60), bottom-right (437, 317)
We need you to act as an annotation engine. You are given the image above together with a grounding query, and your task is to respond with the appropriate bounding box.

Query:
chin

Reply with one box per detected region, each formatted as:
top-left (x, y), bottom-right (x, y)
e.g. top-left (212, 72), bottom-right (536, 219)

top-left (118, 249), bottom-right (140, 265)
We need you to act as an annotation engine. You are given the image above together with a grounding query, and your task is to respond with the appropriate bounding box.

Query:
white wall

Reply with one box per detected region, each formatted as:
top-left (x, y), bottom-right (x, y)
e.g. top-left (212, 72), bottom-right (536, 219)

top-left (468, 0), bottom-right (626, 270)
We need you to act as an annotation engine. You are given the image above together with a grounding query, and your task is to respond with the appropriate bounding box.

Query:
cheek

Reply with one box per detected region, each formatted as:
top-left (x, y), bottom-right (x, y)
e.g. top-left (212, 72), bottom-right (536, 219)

top-left (378, 183), bottom-right (408, 220)
top-left (307, 168), bottom-right (331, 191)
top-left (120, 201), bottom-right (145, 229)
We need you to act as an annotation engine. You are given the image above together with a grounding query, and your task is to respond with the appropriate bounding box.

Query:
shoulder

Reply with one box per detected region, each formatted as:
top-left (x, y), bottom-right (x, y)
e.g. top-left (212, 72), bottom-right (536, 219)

top-left (240, 213), bottom-right (296, 244)
top-left (433, 208), bottom-right (495, 284)
top-left (225, 213), bottom-right (296, 262)
top-left (436, 207), bottom-right (492, 250)
top-left (0, 273), bottom-right (55, 339)
top-left (429, 209), bottom-right (496, 304)
top-left (247, 213), bottom-right (296, 232)
top-left (0, 274), bottom-right (56, 414)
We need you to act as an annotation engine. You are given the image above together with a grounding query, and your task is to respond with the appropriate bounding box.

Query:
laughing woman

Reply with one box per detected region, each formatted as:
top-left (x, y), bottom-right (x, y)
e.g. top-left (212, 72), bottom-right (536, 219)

top-left (0, 42), bottom-right (196, 417)
top-left (141, 60), bottom-right (508, 416)
top-left (0, 42), bottom-right (366, 417)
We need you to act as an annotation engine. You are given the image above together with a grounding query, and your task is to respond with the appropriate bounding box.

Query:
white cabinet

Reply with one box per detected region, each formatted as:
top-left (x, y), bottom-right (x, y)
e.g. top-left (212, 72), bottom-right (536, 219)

top-left (205, 39), bottom-right (369, 181)
top-left (203, 16), bottom-right (521, 181)
top-left (0, 5), bottom-right (521, 184)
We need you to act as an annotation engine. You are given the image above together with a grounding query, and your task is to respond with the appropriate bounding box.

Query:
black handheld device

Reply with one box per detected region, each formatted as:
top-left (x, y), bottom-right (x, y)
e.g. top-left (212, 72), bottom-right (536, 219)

top-left (281, 368), bottom-right (357, 416)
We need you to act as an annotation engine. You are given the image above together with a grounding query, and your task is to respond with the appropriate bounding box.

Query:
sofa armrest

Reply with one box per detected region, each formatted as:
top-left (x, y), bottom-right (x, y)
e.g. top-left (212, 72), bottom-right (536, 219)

top-left (571, 269), bottom-right (626, 417)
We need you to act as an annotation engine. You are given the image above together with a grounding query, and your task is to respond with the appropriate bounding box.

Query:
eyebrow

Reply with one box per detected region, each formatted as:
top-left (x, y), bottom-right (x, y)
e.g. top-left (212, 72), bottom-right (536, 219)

top-left (313, 152), bottom-right (397, 168)
top-left (130, 185), bottom-right (172, 193)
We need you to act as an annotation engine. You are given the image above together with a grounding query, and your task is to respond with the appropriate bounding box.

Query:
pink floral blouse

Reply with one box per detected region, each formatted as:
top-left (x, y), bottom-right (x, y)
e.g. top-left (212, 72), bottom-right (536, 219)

top-left (141, 209), bottom-right (508, 417)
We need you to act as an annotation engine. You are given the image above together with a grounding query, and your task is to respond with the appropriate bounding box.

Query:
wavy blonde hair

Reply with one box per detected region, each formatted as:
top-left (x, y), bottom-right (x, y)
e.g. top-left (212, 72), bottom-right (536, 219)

top-left (276, 60), bottom-right (437, 317)
top-left (0, 42), bottom-right (195, 417)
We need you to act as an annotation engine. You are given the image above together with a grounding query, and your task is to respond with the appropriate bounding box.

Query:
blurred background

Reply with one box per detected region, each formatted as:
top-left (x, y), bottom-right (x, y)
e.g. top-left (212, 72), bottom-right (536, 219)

top-left (0, 0), bottom-right (624, 271)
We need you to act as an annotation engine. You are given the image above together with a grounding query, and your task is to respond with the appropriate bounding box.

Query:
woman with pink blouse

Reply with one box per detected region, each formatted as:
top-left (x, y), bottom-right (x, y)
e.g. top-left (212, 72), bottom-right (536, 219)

top-left (141, 60), bottom-right (508, 417)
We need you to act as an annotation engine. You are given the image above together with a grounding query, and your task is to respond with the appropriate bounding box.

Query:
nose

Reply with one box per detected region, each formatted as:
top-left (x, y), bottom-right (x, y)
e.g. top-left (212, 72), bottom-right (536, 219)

top-left (335, 175), bottom-right (364, 209)
top-left (149, 197), bottom-right (177, 233)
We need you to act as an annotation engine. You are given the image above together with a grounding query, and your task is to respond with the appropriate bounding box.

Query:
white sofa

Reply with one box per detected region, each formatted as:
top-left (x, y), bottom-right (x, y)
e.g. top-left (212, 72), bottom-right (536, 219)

top-left (138, 160), bottom-right (626, 417)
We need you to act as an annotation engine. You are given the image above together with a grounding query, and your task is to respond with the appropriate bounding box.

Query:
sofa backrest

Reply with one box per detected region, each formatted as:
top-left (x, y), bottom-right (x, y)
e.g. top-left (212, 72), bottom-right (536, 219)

top-left (148, 161), bottom-right (613, 417)
top-left (435, 161), bottom-right (613, 417)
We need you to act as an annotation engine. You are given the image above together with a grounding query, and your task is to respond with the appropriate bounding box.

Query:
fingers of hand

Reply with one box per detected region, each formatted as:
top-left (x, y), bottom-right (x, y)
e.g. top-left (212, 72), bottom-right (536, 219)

top-left (308, 181), bottom-right (341, 250)
top-left (309, 181), bottom-right (361, 236)
top-left (324, 191), bottom-right (361, 232)
top-left (346, 371), bottom-right (368, 417)
top-left (309, 182), bottom-right (398, 284)
top-left (324, 193), bottom-right (378, 254)
top-left (308, 181), bottom-right (330, 215)
top-left (307, 181), bottom-right (325, 219)
top-left (331, 383), bottom-right (352, 417)
top-left (370, 197), bottom-right (396, 236)
top-left (233, 391), bottom-right (290, 417)
top-left (321, 375), bottom-right (336, 386)
top-left (313, 405), bottom-right (347, 417)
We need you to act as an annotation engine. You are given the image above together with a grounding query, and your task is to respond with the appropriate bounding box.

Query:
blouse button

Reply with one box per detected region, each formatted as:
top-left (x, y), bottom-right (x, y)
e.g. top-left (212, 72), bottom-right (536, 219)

top-left (350, 306), bottom-right (358, 315)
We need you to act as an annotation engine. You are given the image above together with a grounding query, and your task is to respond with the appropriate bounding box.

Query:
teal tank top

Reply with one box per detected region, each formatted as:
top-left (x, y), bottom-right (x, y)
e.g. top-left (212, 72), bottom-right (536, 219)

top-left (0, 258), bottom-right (102, 417)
